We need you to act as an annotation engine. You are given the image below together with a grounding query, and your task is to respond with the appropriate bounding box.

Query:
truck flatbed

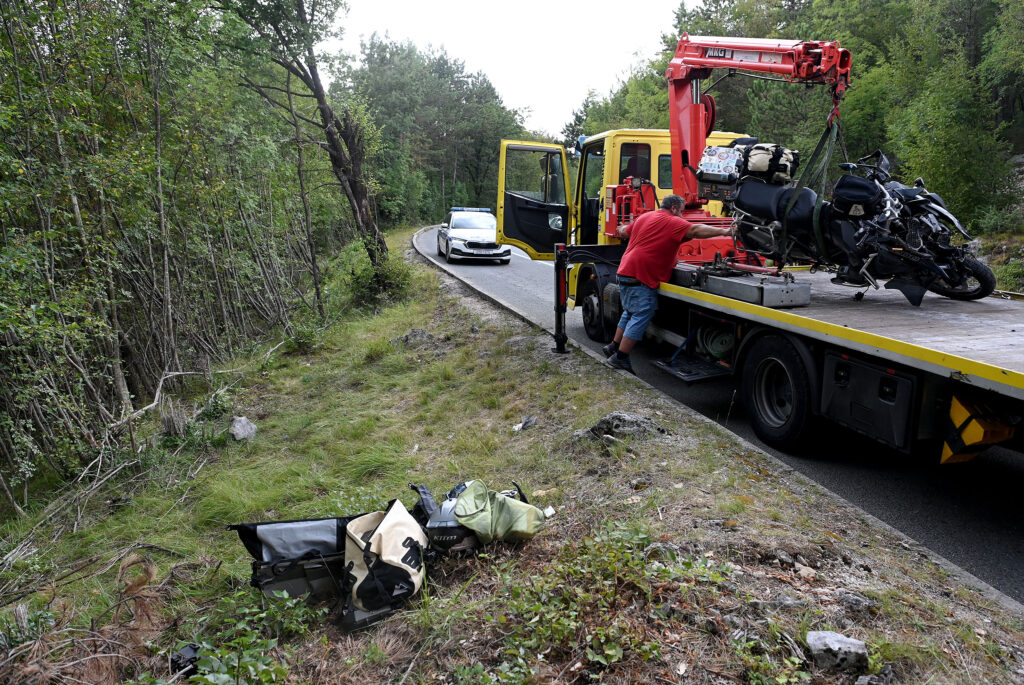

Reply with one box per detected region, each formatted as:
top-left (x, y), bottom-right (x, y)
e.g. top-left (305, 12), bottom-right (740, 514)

top-left (658, 269), bottom-right (1024, 401)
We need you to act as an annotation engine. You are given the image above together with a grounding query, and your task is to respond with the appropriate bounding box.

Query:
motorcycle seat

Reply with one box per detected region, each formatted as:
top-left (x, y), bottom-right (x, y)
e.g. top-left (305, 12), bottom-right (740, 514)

top-left (892, 186), bottom-right (925, 202)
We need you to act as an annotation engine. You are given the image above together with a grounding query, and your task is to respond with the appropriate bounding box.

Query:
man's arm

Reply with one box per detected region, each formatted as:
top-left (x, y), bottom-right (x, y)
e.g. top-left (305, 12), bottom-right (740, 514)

top-left (616, 222), bottom-right (631, 240)
top-left (685, 223), bottom-right (733, 239)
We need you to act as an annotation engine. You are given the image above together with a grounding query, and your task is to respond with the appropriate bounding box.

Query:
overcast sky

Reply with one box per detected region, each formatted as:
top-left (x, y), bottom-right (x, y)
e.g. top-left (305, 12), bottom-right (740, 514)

top-left (336, 0), bottom-right (688, 137)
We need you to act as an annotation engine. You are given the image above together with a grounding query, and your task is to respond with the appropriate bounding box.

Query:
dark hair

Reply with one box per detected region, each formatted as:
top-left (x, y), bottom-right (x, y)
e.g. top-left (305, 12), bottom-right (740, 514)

top-left (660, 194), bottom-right (684, 211)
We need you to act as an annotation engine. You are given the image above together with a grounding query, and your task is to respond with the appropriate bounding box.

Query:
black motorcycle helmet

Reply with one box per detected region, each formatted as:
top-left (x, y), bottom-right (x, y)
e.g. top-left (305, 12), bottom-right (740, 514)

top-left (426, 497), bottom-right (479, 553)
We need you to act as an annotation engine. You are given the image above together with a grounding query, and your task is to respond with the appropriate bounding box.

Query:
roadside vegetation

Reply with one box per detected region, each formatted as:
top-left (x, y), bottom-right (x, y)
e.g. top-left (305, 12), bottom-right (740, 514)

top-left (0, 229), bottom-right (1021, 684)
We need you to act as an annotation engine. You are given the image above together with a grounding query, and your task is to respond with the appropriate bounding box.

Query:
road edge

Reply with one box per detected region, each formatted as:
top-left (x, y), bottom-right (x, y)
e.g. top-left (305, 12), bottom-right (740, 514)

top-left (411, 226), bottom-right (1024, 618)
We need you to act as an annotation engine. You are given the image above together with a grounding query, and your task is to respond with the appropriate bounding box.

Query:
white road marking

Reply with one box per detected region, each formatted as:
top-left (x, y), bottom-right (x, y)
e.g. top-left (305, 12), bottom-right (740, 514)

top-left (512, 251), bottom-right (553, 267)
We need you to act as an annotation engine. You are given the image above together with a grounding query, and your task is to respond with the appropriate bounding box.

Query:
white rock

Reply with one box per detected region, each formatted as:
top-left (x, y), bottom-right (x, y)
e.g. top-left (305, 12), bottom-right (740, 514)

top-left (229, 416), bottom-right (257, 441)
top-left (806, 630), bottom-right (869, 672)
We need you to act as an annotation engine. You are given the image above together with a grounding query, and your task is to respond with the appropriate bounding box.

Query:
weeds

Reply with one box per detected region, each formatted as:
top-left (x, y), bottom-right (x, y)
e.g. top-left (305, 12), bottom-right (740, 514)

top-left (285, 322), bottom-right (320, 355)
top-left (472, 522), bottom-right (667, 679)
top-left (0, 606), bottom-right (56, 650)
top-left (131, 590), bottom-right (325, 685)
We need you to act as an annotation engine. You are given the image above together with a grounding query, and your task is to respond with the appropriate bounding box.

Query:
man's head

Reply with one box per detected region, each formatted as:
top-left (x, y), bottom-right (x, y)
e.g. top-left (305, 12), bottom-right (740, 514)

top-left (660, 194), bottom-right (685, 216)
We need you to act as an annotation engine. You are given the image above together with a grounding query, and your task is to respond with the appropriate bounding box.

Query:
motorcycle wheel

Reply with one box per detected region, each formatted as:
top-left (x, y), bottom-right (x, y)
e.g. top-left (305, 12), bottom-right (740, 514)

top-left (926, 256), bottom-right (996, 301)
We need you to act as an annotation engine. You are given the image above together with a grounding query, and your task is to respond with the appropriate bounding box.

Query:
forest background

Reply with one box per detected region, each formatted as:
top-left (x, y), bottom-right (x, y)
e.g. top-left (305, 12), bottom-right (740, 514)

top-left (0, 0), bottom-right (1022, 516)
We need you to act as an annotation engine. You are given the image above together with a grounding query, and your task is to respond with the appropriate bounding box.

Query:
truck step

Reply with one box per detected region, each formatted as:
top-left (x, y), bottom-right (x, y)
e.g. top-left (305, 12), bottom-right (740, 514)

top-left (653, 355), bottom-right (732, 383)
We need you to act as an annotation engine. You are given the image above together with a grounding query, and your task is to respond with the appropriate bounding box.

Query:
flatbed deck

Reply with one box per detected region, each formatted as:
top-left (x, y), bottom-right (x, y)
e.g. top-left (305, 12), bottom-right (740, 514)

top-left (659, 269), bottom-right (1024, 400)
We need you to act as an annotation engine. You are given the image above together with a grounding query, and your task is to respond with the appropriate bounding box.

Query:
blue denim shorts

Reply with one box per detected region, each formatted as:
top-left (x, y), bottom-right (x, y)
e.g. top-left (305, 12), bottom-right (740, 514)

top-left (617, 282), bottom-right (658, 341)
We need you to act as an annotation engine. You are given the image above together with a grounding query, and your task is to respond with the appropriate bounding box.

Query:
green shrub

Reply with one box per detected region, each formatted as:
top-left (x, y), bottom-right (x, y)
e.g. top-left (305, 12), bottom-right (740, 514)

top-left (995, 259), bottom-right (1024, 292)
top-left (972, 205), bottom-right (1023, 236)
top-left (348, 251), bottom-right (411, 309)
top-left (285, 322), bottom-right (319, 355)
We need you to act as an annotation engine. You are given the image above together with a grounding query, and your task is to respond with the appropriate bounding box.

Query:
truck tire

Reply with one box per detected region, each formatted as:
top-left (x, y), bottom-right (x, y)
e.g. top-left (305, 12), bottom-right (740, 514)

top-left (741, 335), bottom-right (813, 451)
top-left (582, 278), bottom-right (614, 343)
top-left (926, 256), bottom-right (996, 301)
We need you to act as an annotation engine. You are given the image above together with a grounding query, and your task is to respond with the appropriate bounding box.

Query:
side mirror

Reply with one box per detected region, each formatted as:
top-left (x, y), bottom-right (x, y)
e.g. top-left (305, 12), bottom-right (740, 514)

top-left (914, 177), bottom-right (925, 188)
top-left (838, 163), bottom-right (857, 172)
top-left (440, 223), bottom-right (448, 228)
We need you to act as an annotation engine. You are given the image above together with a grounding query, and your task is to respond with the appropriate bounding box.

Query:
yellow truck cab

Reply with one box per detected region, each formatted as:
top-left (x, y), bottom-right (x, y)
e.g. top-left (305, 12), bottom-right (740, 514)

top-left (497, 129), bottom-right (743, 340)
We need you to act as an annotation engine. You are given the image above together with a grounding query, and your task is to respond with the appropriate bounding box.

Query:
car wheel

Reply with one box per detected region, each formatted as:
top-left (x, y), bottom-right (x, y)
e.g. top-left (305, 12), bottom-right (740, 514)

top-left (444, 242), bottom-right (453, 264)
top-left (498, 257), bottom-right (511, 265)
top-left (436, 235), bottom-right (444, 257)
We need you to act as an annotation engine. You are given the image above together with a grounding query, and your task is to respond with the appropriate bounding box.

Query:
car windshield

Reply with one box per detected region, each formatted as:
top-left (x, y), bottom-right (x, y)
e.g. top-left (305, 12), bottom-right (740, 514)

top-left (451, 213), bottom-right (495, 230)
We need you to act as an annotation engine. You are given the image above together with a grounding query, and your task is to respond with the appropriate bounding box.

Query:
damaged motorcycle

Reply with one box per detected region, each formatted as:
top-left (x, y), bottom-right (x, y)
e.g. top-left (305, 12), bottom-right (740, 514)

top-left (728, 149), bottom-right (995, 306)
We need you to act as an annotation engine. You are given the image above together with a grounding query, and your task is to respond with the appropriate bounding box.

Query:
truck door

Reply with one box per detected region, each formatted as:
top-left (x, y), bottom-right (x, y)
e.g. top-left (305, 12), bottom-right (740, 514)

top-left (497, 141), bottom-right (571, 260)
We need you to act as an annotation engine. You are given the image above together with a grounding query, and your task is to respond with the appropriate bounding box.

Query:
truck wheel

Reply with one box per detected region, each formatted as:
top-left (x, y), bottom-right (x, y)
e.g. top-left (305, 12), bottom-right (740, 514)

top-left (582, 278), bottom-right (614, 343)
top-left (741, 335), bottom-right (812, 451)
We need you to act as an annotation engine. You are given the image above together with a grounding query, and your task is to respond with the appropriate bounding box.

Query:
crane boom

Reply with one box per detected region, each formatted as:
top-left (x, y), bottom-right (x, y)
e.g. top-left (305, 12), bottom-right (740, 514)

top-left (666, 34), bottom-right (852, 207)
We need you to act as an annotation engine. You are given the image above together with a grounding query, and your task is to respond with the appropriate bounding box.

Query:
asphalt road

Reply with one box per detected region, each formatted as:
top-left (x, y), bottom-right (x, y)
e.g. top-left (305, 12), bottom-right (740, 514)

top-left (415, 227), bottom-right (1024, 607)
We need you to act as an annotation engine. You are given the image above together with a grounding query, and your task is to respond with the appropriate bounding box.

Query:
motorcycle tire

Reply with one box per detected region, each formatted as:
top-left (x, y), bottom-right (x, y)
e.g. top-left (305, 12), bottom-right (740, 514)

top-left (926, 256), bottom-right (996, 301)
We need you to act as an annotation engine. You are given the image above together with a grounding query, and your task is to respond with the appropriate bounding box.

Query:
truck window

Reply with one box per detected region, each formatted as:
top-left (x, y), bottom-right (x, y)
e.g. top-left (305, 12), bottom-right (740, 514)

top-left (579, 146), bottom-right (605, 244)
top-left (505, 150), bottom-right (565, 204)
top-left (658, 154), bottom-right (673, 189)
top-left (582, 148), bottom-right (605, 199)
top-left (619, 143), bottom-right (651, 183)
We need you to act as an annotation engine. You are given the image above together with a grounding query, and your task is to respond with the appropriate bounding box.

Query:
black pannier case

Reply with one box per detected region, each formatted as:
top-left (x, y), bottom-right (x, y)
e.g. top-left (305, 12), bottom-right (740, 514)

top-left (832, 175), bottom-right (883, 218)
top-left (229, 515), bottom-right (363, 601)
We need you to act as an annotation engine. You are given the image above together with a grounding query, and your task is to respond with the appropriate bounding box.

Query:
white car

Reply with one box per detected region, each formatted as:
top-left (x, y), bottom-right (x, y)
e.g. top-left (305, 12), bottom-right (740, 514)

top-left (436, 208), bottom-right (511, 265)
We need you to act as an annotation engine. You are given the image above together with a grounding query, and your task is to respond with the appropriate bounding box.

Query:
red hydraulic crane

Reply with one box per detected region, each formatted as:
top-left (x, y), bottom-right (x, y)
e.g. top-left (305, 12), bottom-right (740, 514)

top-left (666, 35), bottom-right (852, 211)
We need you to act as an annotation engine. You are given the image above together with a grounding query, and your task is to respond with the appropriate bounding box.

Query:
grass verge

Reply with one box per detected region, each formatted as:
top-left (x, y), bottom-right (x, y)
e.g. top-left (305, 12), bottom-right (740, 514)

top-left (0, 228), bottom-right (1022, 684)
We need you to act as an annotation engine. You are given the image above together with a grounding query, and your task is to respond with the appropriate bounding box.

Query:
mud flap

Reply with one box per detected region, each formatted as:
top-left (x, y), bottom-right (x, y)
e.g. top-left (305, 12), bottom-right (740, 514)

top-left (883, 278), bottom-right (927, 306)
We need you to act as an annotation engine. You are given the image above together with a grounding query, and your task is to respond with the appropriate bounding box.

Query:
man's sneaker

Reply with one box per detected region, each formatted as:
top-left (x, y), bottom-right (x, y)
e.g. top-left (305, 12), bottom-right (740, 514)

top-left (605, 354), bottom-right (635, 375)
top-left (601, 342), bottom-right (618, 358)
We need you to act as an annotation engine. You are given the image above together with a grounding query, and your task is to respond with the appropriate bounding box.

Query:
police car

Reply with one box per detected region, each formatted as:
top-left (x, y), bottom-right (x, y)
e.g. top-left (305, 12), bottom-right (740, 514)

top-left (436, 207), bottom-right (511, 265)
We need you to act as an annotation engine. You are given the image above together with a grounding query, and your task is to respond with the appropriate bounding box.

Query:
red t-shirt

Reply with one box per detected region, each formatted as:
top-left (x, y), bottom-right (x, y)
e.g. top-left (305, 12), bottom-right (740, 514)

top-left (617, 210), bottom-right (692, 288)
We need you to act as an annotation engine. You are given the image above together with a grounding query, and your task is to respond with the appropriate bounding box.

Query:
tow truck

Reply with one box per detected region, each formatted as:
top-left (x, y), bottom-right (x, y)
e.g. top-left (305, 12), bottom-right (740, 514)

top-left (496, 35), bottom-right (1023, 461)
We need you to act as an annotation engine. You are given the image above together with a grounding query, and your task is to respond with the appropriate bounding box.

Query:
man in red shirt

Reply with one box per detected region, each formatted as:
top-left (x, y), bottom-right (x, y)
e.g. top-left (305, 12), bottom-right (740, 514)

top-left (605, 194), bottom-right (733, 373)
